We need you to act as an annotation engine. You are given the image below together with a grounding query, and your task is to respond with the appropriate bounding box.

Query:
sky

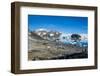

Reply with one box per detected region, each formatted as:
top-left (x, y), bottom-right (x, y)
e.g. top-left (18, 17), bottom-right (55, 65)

top-left (28, 15), bottom-right (88, 34)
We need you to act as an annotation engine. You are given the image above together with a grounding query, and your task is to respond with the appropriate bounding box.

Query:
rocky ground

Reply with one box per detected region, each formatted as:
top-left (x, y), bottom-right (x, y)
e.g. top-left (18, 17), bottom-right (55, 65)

top-left (28, 36), bottom-right (88, 60)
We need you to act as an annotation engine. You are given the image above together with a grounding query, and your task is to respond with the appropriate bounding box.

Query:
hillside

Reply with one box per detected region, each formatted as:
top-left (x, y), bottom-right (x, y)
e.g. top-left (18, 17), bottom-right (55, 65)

top-left (28, 32), bottom-right (88, 60)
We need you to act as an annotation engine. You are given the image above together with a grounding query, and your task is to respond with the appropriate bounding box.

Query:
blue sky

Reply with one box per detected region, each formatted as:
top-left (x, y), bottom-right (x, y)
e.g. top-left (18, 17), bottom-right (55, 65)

top-left (28, 15), bottom-right (88, 34)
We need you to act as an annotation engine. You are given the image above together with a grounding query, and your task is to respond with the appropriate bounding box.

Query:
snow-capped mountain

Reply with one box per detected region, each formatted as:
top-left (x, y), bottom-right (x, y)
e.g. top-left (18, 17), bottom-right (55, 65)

top-left (35, 28), bottom-right (48, 32)
top-left (30, 28), bottom-right (88, 43)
